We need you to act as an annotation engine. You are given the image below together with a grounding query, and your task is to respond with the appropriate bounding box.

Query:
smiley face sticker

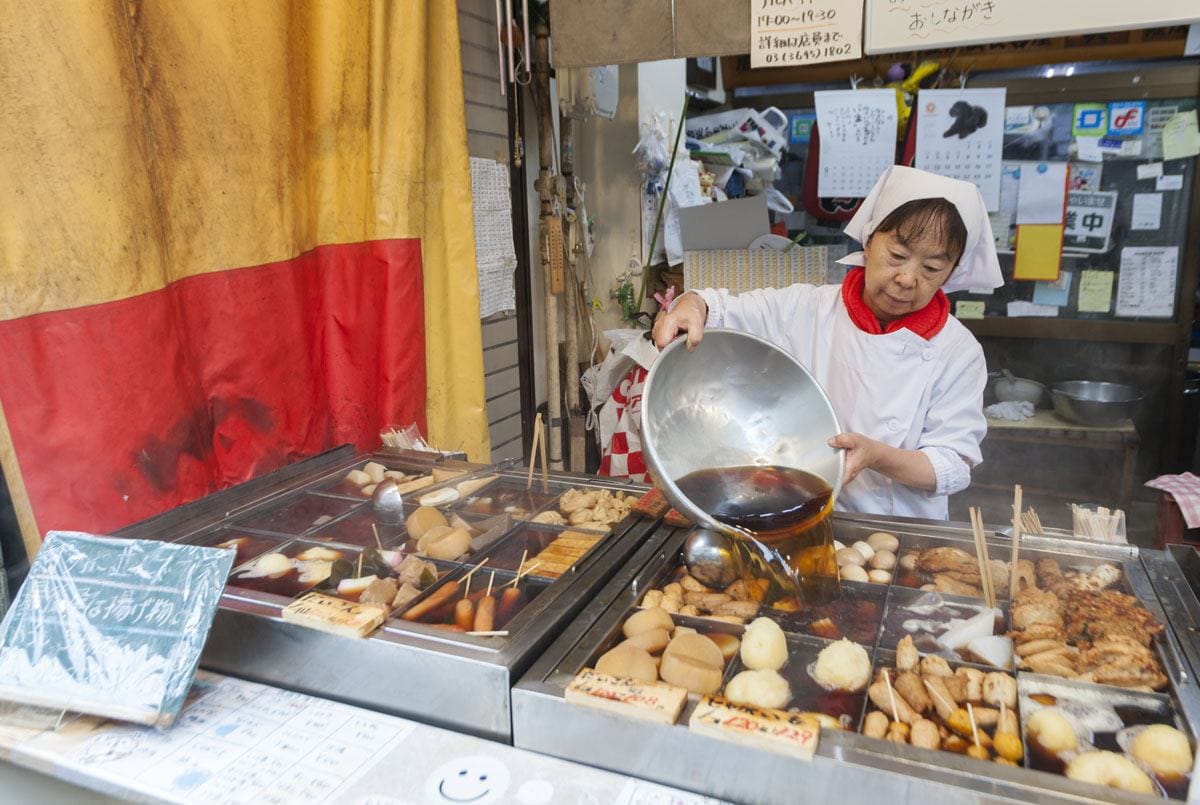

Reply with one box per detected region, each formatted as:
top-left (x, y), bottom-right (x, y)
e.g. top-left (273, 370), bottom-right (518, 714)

top-left (425, 755), bottom-right (511, 804)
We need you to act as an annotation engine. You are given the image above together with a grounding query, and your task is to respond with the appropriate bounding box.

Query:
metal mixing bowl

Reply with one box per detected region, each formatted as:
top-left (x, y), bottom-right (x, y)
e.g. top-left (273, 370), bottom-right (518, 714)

top-left (1049, 380), bottom-right (1143, 427)
top-left (640, 329), bottom-right (844, 537)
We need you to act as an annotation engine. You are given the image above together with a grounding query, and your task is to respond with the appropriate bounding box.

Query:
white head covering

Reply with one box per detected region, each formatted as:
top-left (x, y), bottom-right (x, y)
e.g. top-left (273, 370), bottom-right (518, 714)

top-left (836, 165), bottom-right (1003, 293)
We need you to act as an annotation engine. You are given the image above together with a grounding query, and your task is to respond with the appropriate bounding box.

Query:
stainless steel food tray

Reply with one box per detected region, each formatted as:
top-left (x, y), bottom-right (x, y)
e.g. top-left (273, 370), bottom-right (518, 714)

top-left (115, 446), bottom-right (654, 742)
top-left (513, 513), bottom-right (1200, 804)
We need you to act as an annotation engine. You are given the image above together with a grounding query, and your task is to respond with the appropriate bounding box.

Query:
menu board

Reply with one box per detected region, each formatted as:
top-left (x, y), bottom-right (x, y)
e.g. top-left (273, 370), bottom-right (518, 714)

top-left (864, 0), bottom-right (1199, 55)
top-left (751, 0), bottom-right (863, 69)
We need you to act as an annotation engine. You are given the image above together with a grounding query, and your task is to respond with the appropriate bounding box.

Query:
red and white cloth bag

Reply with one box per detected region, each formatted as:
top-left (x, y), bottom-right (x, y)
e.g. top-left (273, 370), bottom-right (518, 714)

top-left (596, 336), bottom-right (659, 483)
top-left (598, 365), bottom-right (649, 482)
top-left (1146, 472), bottom-right (1200, 528)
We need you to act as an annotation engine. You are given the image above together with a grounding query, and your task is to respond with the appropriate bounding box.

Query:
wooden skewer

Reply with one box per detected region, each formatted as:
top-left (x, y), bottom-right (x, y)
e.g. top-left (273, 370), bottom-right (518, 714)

top-left (515, 549), bottom-right (528, 580)
top-left (356, 550), bottom-right (364, 578)
top-left (977, 512), bottom-right (996, 609)
top-left (882, 669), bottom-right (900, 724)
top-left (526, 413), bottom-right (543, 491)
top-left (372, 523), bottom-right (384, 552)
top-left (967, 702), bottom-right (981, 749)
top-left (503, 561), bottom-right (542, 588)
top-left (969, 509), bottom-right (983, 601)
top-left (969, 508), bottom-right (993, 609)
top-left (486, 570), bottom-right (495, 598)
top-left (461, 557), bottom-right (491, 584)
top-left (466, 630), bottom-right (510, 637)
top-left (974, 513), bottom-right (993, 607)
top-left (923, 678), bottom-right (955, 713)
top-left (1009, 485), bottom-right (1022, 600)
top-left (537, 414), bottom-right (549, 494)
top-left (464, 572), bottom-right (472, 598)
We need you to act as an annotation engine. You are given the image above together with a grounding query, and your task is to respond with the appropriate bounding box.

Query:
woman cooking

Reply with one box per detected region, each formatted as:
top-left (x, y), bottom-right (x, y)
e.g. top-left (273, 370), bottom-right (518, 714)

top-left (652, 166), bottom-right (1003, 520)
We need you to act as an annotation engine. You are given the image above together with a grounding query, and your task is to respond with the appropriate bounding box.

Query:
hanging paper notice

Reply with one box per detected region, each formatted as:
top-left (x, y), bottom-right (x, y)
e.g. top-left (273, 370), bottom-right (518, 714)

top-left (1063, 191), bottom-right (1117, 253)
top-left (1078, 270), bottom-right (1114, 314)
top-left (1012, 224), bottom-right (1063, 282)
top-left (469, 157), bottom-right (519, 317)
top-left (0, 533), bottom-right (233, 727)
top-left (1162, 111), bottom-right (1200, 161)
top-left (751, 0), bottom-right (863, 69)
top-left (1130, 193), bottom-right (1163, 231)
top-left (1116, 247), bottom-right (1178, 319)
top-left (1015, 162), bottom-right (1068, 225)
top-left (914, 88), bottom-right (1006, 210)
top-left (814, 89), bottom-right (897, 197)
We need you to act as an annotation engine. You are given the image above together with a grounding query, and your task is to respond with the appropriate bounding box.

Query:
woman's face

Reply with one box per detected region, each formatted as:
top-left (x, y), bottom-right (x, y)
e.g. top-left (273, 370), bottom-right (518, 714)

top-left (862, 227), bottom-right (956, 323)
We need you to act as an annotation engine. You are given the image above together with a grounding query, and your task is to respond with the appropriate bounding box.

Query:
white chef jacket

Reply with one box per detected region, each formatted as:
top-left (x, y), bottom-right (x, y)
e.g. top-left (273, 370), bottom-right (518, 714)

top-left (694, 283), bottom-right (987, 520)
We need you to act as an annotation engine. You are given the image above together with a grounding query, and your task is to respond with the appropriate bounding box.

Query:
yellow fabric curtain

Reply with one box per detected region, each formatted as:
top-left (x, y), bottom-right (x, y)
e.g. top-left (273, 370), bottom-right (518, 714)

top-left (0, 1), bottom-right (489, 557)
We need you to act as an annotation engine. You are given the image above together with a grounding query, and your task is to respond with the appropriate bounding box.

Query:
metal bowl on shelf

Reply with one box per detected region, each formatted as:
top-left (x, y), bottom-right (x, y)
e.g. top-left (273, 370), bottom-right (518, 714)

top-left (993, 369), bottom-right (1045, 406)
top-left (1050, 380), bottom-right (1143, 426)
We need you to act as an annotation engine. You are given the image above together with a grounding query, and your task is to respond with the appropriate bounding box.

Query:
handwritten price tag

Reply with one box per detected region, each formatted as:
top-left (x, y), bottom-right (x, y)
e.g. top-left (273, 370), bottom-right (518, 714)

top-left (688, 696), bottom-right (820, 760)
top-left (283, 592), bottom-right (387, 638)
top-left (565, 669), bottom-right (687, 725)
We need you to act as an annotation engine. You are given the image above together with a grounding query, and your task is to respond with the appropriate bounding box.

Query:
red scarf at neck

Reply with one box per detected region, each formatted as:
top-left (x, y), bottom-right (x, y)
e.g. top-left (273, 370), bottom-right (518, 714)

top-left (840, 268), bottom-right (949, 340)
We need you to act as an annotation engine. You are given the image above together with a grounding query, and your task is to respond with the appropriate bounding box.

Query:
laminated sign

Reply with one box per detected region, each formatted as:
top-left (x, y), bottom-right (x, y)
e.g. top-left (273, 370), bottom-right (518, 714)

top-left (1063, 191), bottom-right (1117, 253)
top-left (0, 533), bottom-right (233, 727)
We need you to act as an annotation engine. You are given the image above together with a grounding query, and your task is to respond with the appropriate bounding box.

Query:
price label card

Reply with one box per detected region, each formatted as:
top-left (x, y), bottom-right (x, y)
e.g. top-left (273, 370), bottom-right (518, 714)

top-left (688, 696), bottom-right (820, 760)
top-left (565, 669), bottom-right (687, 726)
top-left (283, 592), bottom-right (388, 639)
top-left (751, 0), bottom-right (863, 69)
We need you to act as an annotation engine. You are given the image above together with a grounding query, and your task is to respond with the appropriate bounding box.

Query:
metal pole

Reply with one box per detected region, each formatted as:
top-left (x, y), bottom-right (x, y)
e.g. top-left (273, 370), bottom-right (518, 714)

top-left (533, 23), bottom-right (562, 470)
top-left (560, 113), bottom-right (584, 472)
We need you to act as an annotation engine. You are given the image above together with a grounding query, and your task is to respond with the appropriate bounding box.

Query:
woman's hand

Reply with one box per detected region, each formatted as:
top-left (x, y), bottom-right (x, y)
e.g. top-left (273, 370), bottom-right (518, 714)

top-left (828, 432), bottom-right (938, 492)
top-left (828, 432), bottom-right (882, 485)
top-left (652, 292), bottom-right (707, 351)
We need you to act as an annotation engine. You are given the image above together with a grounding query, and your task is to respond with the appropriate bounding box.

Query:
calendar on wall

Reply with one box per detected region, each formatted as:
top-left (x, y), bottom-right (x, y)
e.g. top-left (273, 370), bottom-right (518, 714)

top-left (915, 88), bottom-right (1007, 211)
top-left (813, 89), bottom-right (898, 197)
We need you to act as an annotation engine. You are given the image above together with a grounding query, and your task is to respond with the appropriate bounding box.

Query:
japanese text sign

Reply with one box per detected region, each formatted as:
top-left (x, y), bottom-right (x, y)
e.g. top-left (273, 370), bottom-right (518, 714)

top-left (751, 0), bottom-right (863, 69)
top-left (0, 532), bottom-right (233, 727)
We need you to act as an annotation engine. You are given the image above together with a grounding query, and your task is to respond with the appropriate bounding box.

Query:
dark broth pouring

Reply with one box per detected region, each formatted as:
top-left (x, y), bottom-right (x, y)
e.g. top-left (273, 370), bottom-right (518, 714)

top-left (676, 465), bottom-right (840, 605)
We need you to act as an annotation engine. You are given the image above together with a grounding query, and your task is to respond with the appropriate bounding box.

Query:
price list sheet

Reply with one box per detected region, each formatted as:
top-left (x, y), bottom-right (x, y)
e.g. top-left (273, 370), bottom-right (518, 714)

top-left (1116, 246), bottom-right (1178, 319)
top-left (0, 672), bottom-right (724, 805)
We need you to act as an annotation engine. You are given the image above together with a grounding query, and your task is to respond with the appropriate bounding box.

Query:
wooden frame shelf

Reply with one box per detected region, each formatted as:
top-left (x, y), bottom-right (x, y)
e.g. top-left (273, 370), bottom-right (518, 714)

top-left (962, 318), bottom-right (1181, 345)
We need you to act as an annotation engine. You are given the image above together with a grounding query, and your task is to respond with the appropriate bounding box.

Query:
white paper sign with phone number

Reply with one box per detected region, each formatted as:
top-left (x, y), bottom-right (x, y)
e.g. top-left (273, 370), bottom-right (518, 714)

top-left (751, 0), bottom-right (864, 69)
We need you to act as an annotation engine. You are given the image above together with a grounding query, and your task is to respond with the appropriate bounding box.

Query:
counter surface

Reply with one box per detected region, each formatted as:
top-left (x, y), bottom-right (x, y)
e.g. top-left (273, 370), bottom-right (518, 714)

top-left (0, 671), bottom-right (723, 805)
